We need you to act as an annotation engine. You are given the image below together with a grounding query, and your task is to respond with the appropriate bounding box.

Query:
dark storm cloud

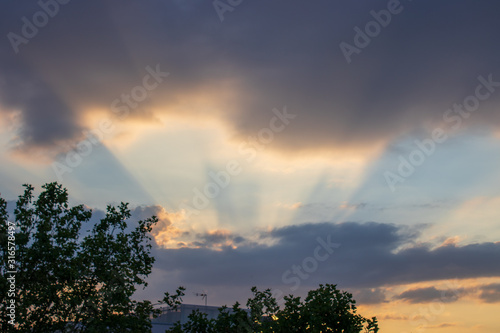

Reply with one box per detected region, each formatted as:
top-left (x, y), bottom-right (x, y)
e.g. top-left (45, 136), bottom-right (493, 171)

top-left (152, 222), bottom-right (500, 291)
top-left (2, 0), bottom-right (500, 154)
top-left (220, 0), bottom-right (500, 151)
top-left (478, 283), bottom-right (500, 303)
top-left (394, 286), bottom-right (466, 304)
top-left (0, 0), bottom-right (134, 150)
top-left (0, 52), bottom-right (83, 150)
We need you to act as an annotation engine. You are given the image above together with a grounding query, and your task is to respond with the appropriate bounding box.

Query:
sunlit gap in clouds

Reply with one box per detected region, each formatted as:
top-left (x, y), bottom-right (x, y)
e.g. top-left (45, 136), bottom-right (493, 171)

top-left (127, 111), bottom-right (391, 250)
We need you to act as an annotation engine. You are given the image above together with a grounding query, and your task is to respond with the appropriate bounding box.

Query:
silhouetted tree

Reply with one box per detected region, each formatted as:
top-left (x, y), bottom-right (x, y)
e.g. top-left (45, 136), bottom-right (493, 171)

top-left (165, 284), bottom-right (379, 333)
top-left (0, 183), bottom-right (379, 333)
top-left (0, 183), bottom-right (160, 332)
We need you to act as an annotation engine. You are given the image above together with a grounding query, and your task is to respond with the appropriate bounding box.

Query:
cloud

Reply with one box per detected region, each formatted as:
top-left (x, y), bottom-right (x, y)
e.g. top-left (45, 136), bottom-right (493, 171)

top-left (131, 205), bottom-right (188, 248)
top-left (2, 1), bottom-right (500, 157)
top-left (478, 283), bottom-right (500, 303)
top-left (276, 202), bottom-right (303, 210)
top-left (339, 202), bottom-right (367, 211)
top-left (151, 222), bottom-right (500, 291)
top-left (426, 323), bottom-right (457, 329)
top-left (0, 56), bottom-right (84, 155)
top-left (129, 205), bottom-right (253, 250)
top-left (188, 229), bottom-right (251, 250)
top-left (352, 288), bottom-right (387, 305)
top-left (379, 313), bottom-right (409, 321)
top-left (395, 286), bottom-right (465, 304)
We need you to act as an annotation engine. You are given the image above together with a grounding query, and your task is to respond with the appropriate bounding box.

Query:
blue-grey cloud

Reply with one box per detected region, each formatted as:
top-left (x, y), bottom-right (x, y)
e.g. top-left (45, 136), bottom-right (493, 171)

top-left (151, 222), bottom-right (500, 291)
top-left (352, 288), bottom-right (388, 305)
top-left (394, 286), bottom-right (466, 304)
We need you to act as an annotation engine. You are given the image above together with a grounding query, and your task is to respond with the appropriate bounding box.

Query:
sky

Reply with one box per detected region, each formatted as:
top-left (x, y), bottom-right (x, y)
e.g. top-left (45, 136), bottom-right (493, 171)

top-left (1, 0), bottom-right (500, 331)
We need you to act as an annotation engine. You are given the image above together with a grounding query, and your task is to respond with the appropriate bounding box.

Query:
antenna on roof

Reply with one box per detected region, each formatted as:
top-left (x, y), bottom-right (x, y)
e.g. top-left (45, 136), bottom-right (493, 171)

top-left (194, 291), bottom-right (208, 307)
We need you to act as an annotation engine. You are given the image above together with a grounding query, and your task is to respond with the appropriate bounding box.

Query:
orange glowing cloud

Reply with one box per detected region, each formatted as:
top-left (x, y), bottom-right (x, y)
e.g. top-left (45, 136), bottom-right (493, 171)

top-left (147, 207), bottom-right (189, 248)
